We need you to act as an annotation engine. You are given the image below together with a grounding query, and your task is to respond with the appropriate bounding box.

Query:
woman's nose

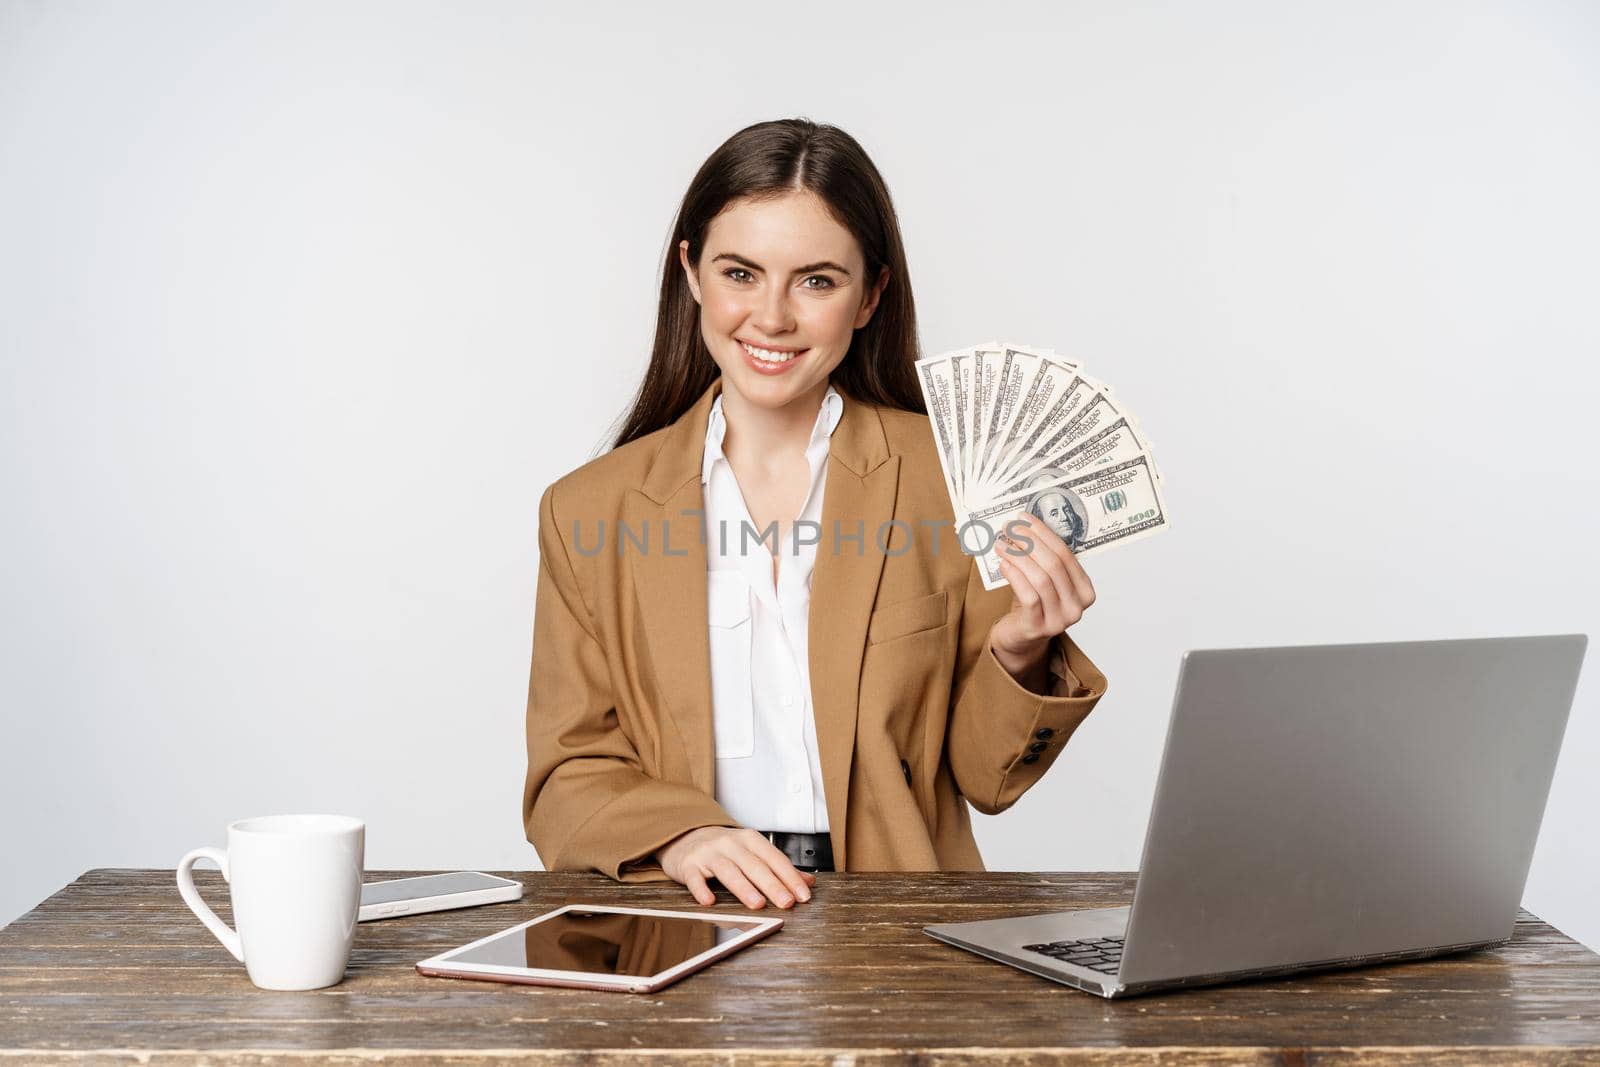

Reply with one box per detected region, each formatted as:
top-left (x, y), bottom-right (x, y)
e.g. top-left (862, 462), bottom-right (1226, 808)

top-left (751, 285), bottom-right (796, 336)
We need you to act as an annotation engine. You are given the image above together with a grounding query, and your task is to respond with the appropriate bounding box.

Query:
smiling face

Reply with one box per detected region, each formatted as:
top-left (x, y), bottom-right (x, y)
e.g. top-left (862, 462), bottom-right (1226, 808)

top-left (679, 190), bottom-right (886, 415)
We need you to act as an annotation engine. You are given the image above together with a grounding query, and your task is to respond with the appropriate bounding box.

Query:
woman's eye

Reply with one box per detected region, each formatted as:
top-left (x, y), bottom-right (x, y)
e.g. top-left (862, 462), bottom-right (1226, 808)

top-left (802, 275), bottom-right (835, 290)
top-left (722, 268), bottom-right (753, 283)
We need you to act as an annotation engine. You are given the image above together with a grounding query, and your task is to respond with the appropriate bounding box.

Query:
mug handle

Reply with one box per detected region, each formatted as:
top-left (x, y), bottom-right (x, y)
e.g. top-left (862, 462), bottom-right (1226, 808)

top-left (176, 846), bottom-right (244, 962)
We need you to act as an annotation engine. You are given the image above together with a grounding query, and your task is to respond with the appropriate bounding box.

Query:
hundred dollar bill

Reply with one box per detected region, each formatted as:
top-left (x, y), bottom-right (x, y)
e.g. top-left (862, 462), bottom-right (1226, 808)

top-left (990, 416), bottom-right (1152, 498)
top-left (979, 346), bottom-right (1088, 491)
top-left (948, 349), bottom-right (975, 502)
top-left (1000, 341), bottom-right (1077, 370)
top-left (968, 343), bottom-right (1004, 491)
top-left (964, 454), bottom-right (1171, 590)
top-left (971, 345), bottom-right (1032, 494)
top-left (984, 363), bottom-right (1105, 493)
top-left (999, 391), bottom-right (1136, 490)
top-left (915, 354), bottom-right (966, 510)
top-left (972, 350), bottom-right (1046, 494)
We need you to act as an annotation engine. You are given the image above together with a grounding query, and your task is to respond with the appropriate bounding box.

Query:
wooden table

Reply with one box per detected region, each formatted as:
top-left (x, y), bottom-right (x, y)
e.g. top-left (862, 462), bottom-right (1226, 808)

top-left (2, 869), bottom-right (1598, 1064)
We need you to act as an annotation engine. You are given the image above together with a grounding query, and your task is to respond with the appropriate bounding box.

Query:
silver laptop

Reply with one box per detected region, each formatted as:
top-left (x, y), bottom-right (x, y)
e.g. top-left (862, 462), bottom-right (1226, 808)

top-left (924, 634), bottom-right (1587, 998)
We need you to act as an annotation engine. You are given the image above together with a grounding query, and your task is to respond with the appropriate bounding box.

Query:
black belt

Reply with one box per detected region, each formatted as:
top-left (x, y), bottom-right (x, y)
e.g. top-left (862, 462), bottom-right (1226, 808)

top-left (760, 830), bottom-right (834, 872)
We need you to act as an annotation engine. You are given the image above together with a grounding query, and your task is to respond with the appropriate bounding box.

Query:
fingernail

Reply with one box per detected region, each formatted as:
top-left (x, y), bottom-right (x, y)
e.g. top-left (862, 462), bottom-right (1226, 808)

top-left (798, 889), bottom-right (810, 901)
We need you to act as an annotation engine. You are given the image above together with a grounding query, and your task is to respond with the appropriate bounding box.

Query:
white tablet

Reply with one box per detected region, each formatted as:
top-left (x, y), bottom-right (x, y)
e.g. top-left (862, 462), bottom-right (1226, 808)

top-left (415, 903), bottom-right (783, 993)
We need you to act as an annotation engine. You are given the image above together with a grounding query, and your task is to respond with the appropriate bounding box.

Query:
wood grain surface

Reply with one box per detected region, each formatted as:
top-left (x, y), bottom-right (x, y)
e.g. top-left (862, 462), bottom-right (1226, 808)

top-left (1, 869), bottom-right (1597, 1064)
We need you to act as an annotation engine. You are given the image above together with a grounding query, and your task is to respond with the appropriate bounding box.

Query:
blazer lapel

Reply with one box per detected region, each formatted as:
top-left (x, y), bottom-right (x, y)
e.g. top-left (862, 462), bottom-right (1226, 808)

top-left (628, 378), bottom-right (723, 796)
top-left (809, 397), bottom-right (899, 871)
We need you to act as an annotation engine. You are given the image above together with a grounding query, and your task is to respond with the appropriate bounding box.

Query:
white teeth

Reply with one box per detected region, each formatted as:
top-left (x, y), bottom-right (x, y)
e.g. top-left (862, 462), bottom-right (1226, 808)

top-left (740, 340), bottom-right (805, 363)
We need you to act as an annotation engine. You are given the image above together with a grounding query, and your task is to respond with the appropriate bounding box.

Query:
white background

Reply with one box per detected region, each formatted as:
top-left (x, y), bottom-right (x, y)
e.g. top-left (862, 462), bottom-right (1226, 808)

top-left (3, 1), bottom-right (1597, 948)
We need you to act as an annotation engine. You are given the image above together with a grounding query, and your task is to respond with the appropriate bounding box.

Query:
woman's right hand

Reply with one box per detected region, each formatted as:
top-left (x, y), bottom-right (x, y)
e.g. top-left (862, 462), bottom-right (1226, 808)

top-left (657, 827), bottom-right (817, 909)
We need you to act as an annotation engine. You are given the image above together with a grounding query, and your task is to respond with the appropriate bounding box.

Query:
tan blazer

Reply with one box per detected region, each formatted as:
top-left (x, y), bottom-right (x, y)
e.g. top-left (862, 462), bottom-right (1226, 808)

top-left (522, 376), bottom-right (1108, 880)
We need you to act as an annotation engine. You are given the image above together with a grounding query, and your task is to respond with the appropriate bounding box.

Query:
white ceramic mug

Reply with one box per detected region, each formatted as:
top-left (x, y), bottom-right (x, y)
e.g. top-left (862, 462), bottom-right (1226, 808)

top-left (176, 813), bottom-right (365, 990)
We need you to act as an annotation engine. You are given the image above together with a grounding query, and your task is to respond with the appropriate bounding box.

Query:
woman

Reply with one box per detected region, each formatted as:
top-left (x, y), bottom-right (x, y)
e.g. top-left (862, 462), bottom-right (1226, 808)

top-left (522, 118), bottom-right (1107, 912)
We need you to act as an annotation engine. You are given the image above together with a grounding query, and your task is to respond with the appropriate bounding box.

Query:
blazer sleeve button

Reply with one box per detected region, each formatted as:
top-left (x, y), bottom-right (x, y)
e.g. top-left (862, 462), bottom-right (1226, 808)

top-left (1021, 753), bottom-right (1041, 765)
top-left (901, 759), bottom-right (912, 786)
top-left (1035, 728), bottom-right (1055, 740)
top-left (1028, 741), bottom-right (1048, 753)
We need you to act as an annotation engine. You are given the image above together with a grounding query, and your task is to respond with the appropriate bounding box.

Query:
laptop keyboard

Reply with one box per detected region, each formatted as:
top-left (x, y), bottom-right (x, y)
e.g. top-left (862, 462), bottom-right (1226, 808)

top-left (1021, 936), bottom-right (1124, 974)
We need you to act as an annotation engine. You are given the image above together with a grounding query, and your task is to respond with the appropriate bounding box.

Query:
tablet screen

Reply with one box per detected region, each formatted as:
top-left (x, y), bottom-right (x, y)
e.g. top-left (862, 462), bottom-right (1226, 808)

top-left (444, 910), bottom-right (762, 978)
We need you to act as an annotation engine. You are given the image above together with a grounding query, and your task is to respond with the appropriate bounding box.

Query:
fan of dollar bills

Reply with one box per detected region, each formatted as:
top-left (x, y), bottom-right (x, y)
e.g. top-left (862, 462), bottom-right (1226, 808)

top-left (915, 341), bottom-right (1171, 590)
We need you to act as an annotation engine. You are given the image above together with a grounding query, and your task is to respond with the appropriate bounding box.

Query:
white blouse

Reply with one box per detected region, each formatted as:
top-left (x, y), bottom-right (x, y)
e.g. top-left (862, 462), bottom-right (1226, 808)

top-left (701, 384), bottom-right (844, 834)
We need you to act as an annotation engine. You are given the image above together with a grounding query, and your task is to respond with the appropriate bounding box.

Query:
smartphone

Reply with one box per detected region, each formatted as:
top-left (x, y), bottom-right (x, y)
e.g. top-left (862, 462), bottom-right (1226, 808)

top-left (358, 872), bottom-right (523, 922)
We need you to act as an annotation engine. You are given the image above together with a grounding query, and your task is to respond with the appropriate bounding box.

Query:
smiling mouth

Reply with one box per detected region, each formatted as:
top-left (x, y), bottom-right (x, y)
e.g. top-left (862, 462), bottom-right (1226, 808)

top-left (739, 339), bottom-right (810, 364)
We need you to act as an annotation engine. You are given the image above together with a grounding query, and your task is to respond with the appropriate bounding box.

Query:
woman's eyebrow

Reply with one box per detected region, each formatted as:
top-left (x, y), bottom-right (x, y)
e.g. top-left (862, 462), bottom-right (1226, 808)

top-left (712, 252), bottom-right (852, 277)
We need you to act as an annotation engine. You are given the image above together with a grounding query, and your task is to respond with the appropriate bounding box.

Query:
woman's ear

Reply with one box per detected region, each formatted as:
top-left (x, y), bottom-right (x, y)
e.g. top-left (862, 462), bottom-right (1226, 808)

top-left (678, 240), bottom-right (702, 306)
top-left (854, 265), bottom-right (890, 329)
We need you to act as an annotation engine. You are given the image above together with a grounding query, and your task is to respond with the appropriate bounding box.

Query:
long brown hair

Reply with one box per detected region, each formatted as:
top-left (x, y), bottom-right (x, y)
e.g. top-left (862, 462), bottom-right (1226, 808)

top-left (609, 118), bottom-right (924, 451)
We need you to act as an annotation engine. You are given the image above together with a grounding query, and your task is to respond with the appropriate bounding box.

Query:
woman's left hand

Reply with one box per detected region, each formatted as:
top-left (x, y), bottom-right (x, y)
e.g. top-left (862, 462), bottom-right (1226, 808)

top-left (989, 512), bottom-right (1096, 687)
